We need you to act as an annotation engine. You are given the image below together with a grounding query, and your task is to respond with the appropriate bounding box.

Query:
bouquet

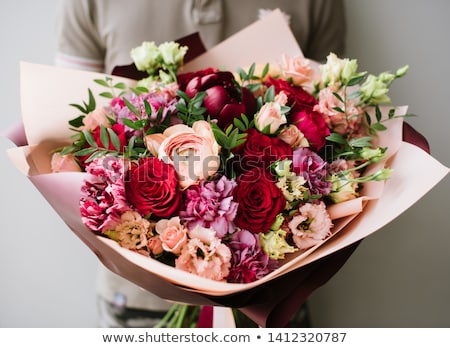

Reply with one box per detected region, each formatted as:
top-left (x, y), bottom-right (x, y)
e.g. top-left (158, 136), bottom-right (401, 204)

top-left (6, 10), bottom-right (448, 327)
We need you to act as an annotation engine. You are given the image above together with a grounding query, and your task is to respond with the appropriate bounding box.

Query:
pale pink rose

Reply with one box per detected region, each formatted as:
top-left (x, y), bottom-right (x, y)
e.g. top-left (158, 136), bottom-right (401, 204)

top-left (155, 217), bottom-right (188, 255)
top-left (277, 124), bottom-right (309, 149)
top-left (288, 202), bottom-right (333, 250)
top-left (158, 121), bottom-right (220, 189)
top-left (147, 235), bottom-right (164, 255)
top-left (281, 53), bottom-right (315, 86)
top-left (81, 107), bottom-right (110, 131)
top-left (255, 92), bottom-right (288, 134)
top-left (314, 86), bottom-right (364, 135)
top-left (51, 152), bottom-right (81, 172)
top-left (144, 133), bottom-right (166, 157)
top-left (175, 225), bottom-right (231, 281)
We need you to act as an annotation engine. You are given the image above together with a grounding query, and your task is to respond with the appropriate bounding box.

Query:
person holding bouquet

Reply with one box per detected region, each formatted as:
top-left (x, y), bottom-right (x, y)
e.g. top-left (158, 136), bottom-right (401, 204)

top-left (54, 0), bottom-right (347, 328)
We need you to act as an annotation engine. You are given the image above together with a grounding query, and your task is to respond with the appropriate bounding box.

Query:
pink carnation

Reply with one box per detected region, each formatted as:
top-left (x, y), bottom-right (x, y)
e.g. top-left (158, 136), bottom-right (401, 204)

top-left (226, 229), bottom-right (278, 283)
top-left (179, 176), bottom-right (238, 238)
top-left (80, 156), bottom-right (131, 232)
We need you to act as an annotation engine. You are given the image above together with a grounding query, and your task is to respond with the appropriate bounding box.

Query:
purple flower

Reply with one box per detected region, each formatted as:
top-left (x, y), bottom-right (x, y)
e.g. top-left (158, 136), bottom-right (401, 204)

top-left (80, 156), bottom-right (131, 232)
top-left (179, 176), bottom-right (238, 238)
top-left (292, 148), bottom-right (331, 197)
top-left (226, 229), bottom-right (278, 284)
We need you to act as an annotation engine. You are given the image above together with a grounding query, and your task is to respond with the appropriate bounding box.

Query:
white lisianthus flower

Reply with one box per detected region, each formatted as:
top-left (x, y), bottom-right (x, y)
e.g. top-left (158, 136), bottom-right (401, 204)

top-left (158, 41), bottom-right (188, 66)
top-left (130, 41), bottom-right (161, 73)
top-left (321, 52), bottom-right (359, 86)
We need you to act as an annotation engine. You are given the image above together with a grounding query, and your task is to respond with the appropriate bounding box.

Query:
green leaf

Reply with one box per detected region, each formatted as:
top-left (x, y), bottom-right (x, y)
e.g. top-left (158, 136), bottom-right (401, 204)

top-left (94, 79), bottom-right (110, 87)
top-left (99, 125), bottom-right (109, 149)
top-left (82, 130), bottom-right (98, 148)
top-left (68, 115), bottom-right (85, 128)
top-left (326, 133), bottom-right (347, 145)
top-left (261, 63), bottom-right (270, 78)
top-left (107, 127), bottom-right (122, 151)
top-left (348, 136), bottom-right (374, 147)
top-left (113, 82), bottom-right (127, 89)
top-left (346, 74), bottom-right (366, 87)
top-left (69, 103), bottom-right (88, 114)
top-left (371, 123), bottom-right (387, 131)
top-left (87, 88), bottom-right (96, 111)
top-left (123, 97), bottom-right (141, 117)
top-left (332, 92), bottom-right (344, 103)
top-left (332, 106), bottom-right (345, 113)
top-left (234, 118), bottom-right (247, 132)
top-left (364, 111), bottom-right (372, 125)
top-left (144, 99), bottom-right (152, 116)
top-left (264, 85), bottom-right (275, 103)
top-left (99, 92), bottom-right (114, 99)
top-left (73, 147), bottom-right (97, 157)
top-left (375, 105), bottom-right (382, 122)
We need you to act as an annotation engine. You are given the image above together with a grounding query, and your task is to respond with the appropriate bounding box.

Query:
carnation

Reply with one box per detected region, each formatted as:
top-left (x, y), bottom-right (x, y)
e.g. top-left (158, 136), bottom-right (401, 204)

top-left (180, 176), bottom-right (238, 238)
top-left (80, 156), bottom-right (130, 232)
top-left (226, 229), bottom-right (278, 283)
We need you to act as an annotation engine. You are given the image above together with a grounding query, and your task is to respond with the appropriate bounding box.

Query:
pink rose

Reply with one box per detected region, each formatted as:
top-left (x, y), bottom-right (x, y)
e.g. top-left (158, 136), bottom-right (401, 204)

top-left (51, 152), bottom-right (82, 172)
top-left (281, 53), bottom-right (315, 86)
top-left (147, 236), bottom-right (164, 256)
top-left (277, 124), bottom-right (309, 149)
top-left (155, 217), bottom-right (188, 255)
top-left (81, 107), bottom-right (110, 131)
top-left (255, 92), bottom-right (288, 134)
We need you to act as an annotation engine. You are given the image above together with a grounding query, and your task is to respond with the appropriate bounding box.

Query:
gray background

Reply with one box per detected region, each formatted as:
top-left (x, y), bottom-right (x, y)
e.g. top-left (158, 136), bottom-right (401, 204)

top-left (0, 0), bottom-right (449, 327)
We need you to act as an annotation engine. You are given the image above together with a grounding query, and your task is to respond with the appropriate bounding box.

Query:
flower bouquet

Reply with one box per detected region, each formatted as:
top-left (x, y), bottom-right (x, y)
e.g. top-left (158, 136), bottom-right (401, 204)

top-left (6, 10), bottom-right (449, 327)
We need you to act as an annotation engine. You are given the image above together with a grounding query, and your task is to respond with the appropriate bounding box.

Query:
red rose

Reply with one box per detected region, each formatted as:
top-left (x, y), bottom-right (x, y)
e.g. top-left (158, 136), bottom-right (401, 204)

top-left (179, 70), bottom-right (256, 129)
top-left (125, 157), bottom-right (181, 218)
top-left (265, 77), bottom-right (329, 151)
top-left (234, 167), bottom-right (286, 233)
top-left (233, 128), bottom-right (293, 173)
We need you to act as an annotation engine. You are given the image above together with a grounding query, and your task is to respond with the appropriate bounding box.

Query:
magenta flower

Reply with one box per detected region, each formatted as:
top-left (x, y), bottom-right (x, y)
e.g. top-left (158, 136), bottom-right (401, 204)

top-left (179, 176), bottom-right (238, 238)
top-left (226, 229), bottom-right (278, 283)
top-left (80, 156), bottom-right (131, 232)
top-left (292, 147), bottom-right (331, 197)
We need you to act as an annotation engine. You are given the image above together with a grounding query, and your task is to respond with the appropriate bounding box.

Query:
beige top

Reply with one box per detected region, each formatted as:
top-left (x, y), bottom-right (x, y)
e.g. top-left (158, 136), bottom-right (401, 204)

top-left (55, 0), bottom-right (346, 310)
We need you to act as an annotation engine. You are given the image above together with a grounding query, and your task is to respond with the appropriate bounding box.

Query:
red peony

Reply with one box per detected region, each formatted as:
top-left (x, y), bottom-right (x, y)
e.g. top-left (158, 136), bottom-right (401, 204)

top-left (178, 70), bottom-right (256, 129)
top-left (125, 157), bottom-right (182, 218)
top-left (234, 167), bottom-right (286, 233)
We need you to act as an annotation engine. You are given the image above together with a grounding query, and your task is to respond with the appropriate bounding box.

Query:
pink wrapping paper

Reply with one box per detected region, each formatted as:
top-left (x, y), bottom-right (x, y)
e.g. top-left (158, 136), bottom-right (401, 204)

top-left (5, 9), bottom-right (449, 326)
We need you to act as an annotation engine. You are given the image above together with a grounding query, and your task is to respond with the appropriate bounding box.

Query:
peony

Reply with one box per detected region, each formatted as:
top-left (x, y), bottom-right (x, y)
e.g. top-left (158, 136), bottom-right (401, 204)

top-left (175, 225), bottom-right (231, 281)
top-left (158, 120), bottom-right (220, 189)
top-left (234, 167), bottom-right (286, 233)
top-left (125, 157), bottom-right (181, 218)
top-left (179, 69), bottom-right (257, 129)
top-left (155, 216), bottom-right (188, 255)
